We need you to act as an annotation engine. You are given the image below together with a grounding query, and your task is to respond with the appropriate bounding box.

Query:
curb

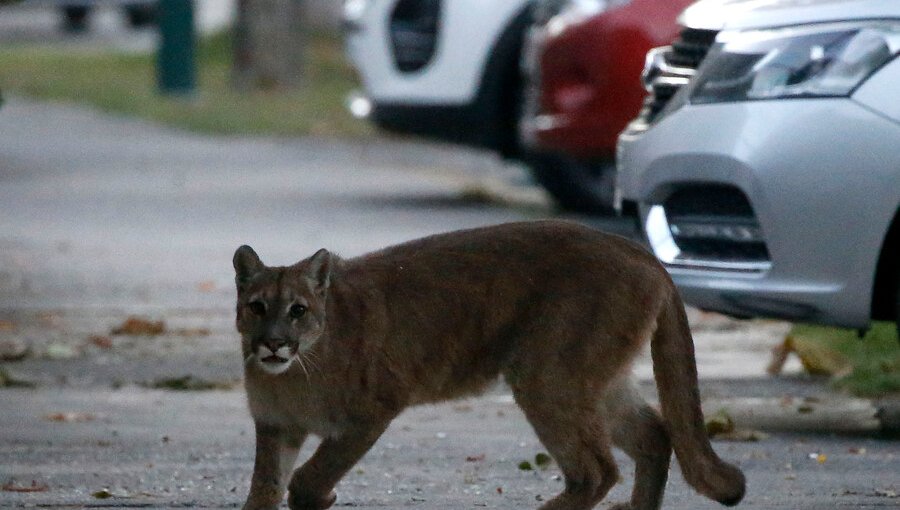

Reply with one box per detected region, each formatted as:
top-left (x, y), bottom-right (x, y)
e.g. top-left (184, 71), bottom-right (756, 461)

top-left (703, 397), bottom-right (900, 436)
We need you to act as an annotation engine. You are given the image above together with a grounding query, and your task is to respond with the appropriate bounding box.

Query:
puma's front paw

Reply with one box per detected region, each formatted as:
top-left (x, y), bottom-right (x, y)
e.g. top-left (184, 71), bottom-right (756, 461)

top-left (287, 489), bottom-right (337, 510)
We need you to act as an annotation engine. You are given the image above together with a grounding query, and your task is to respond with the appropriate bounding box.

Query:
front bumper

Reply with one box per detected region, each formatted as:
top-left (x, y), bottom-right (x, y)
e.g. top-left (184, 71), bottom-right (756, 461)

top-left (617, 98), bottom-right (900, 328)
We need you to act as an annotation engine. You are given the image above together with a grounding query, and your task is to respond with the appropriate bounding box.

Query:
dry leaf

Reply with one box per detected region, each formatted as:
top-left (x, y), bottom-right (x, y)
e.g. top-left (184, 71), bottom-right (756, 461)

top-left (768, 335), bottom-right (851, 376)
top-left (0, 368), bottom-right (35, 388)
top-left (196, 281), bottom-right (216, 293)
top-left (2, 480), bottom-right (49, 493)
top-left (45, 412), bottom-right (95, 423)
top-left (143, 375), bottom-right (235, 391)
top-left (466, 454), bottom-right (485, 462)
top-left (705, 410), bottom-right (736, 437)
top-left (0, 320), bottom-right (16, 332)
top-left (88, 335), bottom-right (113, 349)
top-left (0, 339), bottom-right (29, 361)
top-left (111, 317), bottom-right (165, 336)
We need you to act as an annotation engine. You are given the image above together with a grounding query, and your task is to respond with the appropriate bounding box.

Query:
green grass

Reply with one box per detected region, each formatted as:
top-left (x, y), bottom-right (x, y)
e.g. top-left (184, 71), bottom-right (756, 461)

top-left (790, 322), bottom-right (900, 397)
top-left (0, 30), bottom-right (373, 137)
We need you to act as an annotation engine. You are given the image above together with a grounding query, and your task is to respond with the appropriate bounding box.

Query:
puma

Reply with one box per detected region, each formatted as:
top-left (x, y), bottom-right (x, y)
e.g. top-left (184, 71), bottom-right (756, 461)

top-left (233, 220), bottom-right (745, 510)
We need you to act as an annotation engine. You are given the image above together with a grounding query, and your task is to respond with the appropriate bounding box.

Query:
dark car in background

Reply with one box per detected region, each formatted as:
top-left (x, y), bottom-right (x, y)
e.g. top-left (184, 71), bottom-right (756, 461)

top-left (520, 0), bottom-right (694, 214)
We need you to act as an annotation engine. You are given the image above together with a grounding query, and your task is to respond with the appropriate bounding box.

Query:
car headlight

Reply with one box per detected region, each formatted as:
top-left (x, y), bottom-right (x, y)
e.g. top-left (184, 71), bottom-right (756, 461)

top-left (342, 0), bottom-right (370, 24)
top-left (536, 0), bottom-right (631, 37)
top-left (691, 22), bottom-right (900, 104)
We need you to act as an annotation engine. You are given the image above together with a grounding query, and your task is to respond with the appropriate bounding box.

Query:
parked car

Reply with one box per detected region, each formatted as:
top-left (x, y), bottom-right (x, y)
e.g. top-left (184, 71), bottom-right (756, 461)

top-left (617, 0), bottom-right (900, 334)
top-left (342, 0), bottom-right (533, 160)
top-left (32, 0), bottom-right (158, 31)
top-left (342, 0), bottom-right (694, 214)
top-left (519, 0), bottom-right (694, 213)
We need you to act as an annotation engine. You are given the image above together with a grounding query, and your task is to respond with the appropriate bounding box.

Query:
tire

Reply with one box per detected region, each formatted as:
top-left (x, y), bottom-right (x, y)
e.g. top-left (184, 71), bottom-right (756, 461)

top-left (125, 5), bottom-right (158, 28)
top-left (526, 152), bottom-right (617, 215)
top-left (895, 271), bottom-right (900, 343)
top-left (61, 5), bottom-right (90, 32)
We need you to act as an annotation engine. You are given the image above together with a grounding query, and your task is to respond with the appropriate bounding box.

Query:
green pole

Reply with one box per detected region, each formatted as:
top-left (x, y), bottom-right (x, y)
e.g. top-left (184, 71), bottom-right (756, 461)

top-left (157, 0), bottom-right (196, 95)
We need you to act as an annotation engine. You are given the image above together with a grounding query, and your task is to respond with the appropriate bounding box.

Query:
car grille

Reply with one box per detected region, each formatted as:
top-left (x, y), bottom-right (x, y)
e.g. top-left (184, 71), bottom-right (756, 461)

top-left (390, 0), bottom-right (441, 73)
top-left (646, 185), bottom-right (771, 272)
top-left (629, 27), bottom-right (717, 130)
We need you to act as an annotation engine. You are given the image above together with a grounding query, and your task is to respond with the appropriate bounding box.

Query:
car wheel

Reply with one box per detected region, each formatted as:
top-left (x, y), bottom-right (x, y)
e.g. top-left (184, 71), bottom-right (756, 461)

top-left (895, 271), bottom-right (900, 342)
top-left (526, 152), bottom-right (617, 215)
top-left (61, 5), bottom-right (90, 32)
top-left (125, 5), bottom-right (158, 28)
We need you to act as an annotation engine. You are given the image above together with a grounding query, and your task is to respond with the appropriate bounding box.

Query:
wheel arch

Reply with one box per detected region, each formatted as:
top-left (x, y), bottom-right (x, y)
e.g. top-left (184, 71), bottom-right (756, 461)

top-left (471, 1), bottom-right (534, 158)
top-left (871, 204), bottom-right (900, 321)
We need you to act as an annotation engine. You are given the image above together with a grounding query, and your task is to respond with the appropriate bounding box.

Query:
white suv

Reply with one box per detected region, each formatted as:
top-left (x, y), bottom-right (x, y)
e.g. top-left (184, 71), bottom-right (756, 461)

top-left (343, 0), bottom-right (533, 158)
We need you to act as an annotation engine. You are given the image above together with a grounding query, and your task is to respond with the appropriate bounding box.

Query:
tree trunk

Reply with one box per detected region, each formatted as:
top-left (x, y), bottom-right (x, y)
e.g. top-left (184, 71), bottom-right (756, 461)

top-left (233, 0), bottom-right (305, 91)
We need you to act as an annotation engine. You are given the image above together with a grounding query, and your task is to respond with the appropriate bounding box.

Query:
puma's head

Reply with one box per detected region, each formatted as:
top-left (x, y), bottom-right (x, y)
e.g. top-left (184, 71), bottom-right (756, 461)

top-left (233, 245), bottom-right (332, 376)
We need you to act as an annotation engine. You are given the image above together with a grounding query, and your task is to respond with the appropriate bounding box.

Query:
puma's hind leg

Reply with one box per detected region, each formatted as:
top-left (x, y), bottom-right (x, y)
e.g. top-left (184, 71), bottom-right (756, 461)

top-left (604, 380), bottom-right (672, 510)
top-left (510, 386), bottom-right (621, 510)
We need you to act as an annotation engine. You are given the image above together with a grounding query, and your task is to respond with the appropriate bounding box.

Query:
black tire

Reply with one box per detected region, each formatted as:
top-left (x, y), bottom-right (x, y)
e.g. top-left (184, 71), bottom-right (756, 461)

top-left (526, 152), bottom-right (617, 215)
top-left (895, 271), bottom-right (900, 343)
top-left (61, 5), bottom-right (90, 32)
top-left (125, 4), bottom-right (158, 28)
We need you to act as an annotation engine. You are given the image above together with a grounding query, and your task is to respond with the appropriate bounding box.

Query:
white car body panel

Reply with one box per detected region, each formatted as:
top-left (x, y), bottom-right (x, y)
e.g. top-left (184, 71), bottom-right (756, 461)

top-left (345, 0), bottom-right (530, 105)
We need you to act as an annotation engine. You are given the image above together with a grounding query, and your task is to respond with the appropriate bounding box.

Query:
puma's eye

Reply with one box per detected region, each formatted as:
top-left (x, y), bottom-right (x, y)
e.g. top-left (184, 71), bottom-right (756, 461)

top-left (289, 303), bottom-right (307, 319)
top-left (248, 300), bottom-right (266, 316)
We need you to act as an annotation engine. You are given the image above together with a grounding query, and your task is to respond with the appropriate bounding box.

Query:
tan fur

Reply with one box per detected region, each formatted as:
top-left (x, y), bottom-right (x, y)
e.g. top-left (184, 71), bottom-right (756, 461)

top-left (233, 220), bottom-right (745, 510)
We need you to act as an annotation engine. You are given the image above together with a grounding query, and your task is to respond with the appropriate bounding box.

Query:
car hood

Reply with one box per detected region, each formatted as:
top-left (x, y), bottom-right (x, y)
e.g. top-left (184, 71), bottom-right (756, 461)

top-left (680, 0), bottom-right (900, 31)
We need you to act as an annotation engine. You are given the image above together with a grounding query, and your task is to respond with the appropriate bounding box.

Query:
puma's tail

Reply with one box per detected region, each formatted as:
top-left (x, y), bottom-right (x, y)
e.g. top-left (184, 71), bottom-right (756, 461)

top-left (651, 288), bottom-right (746, 506)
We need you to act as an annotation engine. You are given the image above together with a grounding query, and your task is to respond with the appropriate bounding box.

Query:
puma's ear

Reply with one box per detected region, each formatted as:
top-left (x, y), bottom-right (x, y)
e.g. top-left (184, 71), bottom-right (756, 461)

top-left (306, 248), bottom-right (332, 294)
top-left (233, 245), bottom-right (264, 291)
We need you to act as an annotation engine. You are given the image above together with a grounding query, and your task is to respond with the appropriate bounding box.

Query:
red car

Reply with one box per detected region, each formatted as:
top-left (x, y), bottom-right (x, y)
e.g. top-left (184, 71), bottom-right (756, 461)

top-left (520, 0), bottom-right (694, 214)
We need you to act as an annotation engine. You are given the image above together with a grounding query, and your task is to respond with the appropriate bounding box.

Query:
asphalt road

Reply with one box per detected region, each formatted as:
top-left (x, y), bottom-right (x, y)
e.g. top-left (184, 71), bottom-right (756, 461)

top-left (1, 99), bottom-right (898, 509)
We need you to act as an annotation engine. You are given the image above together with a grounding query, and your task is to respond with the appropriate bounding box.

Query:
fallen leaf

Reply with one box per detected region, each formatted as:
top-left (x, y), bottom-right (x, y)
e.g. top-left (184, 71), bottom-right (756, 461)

top-left (705, 409), bottom-right (736, 437)
top-left (0, 320), bottom-right (16, 332)
top-left (496, 487), bottom-right (503, 495)
top-left (45, 412), bottom-right (95, 423)
top-left (848, 447), bottom-right (867, 455)
top-left (797, 404), bottom-right (815, 414)
top-left (111, 317), bottom-right (165, 336)
top-left (0, 339), bottom-right (29, 361)
top-left (466, 454), bottom-right (485, 462)
top-left (142, 375), bottom-right (234, 391)
top-left (87, 335), bottom-right (113, 349)
top-left (518, 461), bottom-right (533, 471)
top-left (0, 368), bottom-right (35, 388)
top-left (196, 281), bottom-right (216, 293)
top-left (808, 453), bottom-right (827, 464)
top-left (768, 335), bottom-right (851, 377)
top-left (534, 452), bottom-right (552, 468)
top-left (92, 488), bottom-right (113, 499)
top-left (2, 480), bottom-right (48, 493)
